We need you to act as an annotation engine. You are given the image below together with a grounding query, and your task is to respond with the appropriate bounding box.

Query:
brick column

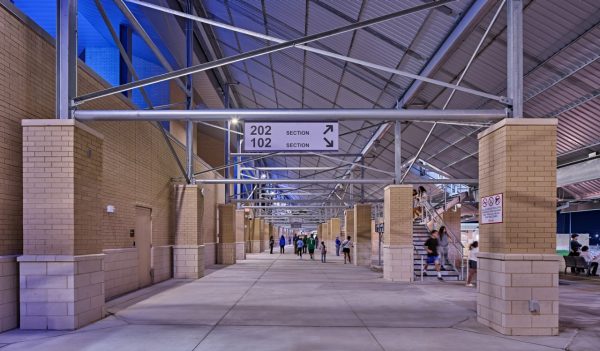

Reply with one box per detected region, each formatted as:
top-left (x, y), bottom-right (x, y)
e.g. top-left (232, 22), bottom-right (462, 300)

top-left (442, 207), bottom-right (462, 267)
top-left (330, 218), bottom-right (340, 251)
top-left (344, 210), bottom-right (354, 248)
top-left (20, 120), bottom-right (105, 330)
top-left (383, 185), bottom-right (413, 281)
top-left (353, 204), bottom-right (372, 267)
top-left (217, 204), bottom-right (236, 265)
top-left (250, 219), bottom-right (261, 253)
top-left (322, 221), bottom-right (330, 250)
top-left (477, 119), bottom-right (559, 336)
top-left (235, 209), bottom-right (246, 260)
top-left (173, 185), bottom-right (204, 279)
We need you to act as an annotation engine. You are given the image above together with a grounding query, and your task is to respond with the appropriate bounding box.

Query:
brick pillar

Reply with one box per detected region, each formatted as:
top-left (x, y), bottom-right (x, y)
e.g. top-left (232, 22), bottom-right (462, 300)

top-left (324, 220), bottom-right (330, 248)
top-left (317, 224), bottom-right (322, 242)
top-left (330, 218), bottom-right (340, 251)
top-left (20, 120), bottom-right (105, 330)
top-left (235, 209), bottom-right (246, 260)
top-left (344, 210), bottom-right (354, 248)
top-left (353, 204), bottom-right (372, 266)
top-left (269, 223), bottom-right (275, 252)
top-left (250, 219), bottom-right (261, 253)
top-left (173, 185), bottom-right (204, 279)
top-left (371, 220), bottom-right (378, 264)
top-left (442, 206), bottom-right (462, 267)
top-left (383, 185), bottom-right (413, 281)
top-left (477, 119), bottom-right (559, 336)
top-left (217, 204), bottom-right (236, 265)
top-left (244, 211), bottom-right (251, 253)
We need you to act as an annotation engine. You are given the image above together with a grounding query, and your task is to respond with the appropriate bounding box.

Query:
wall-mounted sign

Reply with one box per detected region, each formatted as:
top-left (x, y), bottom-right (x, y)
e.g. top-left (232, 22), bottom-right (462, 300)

top-left (291, 222), bottom-right (302, 229)
top-left (243, 122), bottom-right (338, 152)
top-left (481, 193), bottom-right (503, 224)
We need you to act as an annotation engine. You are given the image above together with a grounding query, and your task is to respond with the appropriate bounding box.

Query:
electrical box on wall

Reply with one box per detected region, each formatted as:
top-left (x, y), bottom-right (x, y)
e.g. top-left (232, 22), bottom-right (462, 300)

top-left (130, 229), bottom-right (135, 237)
top-left (106, 205), bottom-right (115, 213)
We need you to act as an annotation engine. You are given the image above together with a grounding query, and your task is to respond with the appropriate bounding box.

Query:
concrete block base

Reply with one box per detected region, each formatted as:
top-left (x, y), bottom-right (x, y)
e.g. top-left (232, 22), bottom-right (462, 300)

top-left (0, 255), bottom-right (18, 332)
top-left (354, 245), bottom-right (372, 267)
top-left (250, 240), bottom-right (261, 253)
top-left (235, 242), bottom-right (246, 260)
top-left (18, 254), bottom-right (105, 330)
top-left (217, 243), bottom-right (236, 265)
top-left (477, 253), bottom-right (559, 336)
top-left (152, 245), bottom-right (173, 283)
top-left (383, 245), bottom-right (413, 282)
top-left (173, 245), bottom-right (204, 279)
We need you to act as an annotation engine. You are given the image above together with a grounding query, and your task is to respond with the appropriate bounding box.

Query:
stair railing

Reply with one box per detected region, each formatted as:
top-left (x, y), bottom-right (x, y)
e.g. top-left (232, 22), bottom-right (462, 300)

top-left (420, 200), bottom-right (466, 280)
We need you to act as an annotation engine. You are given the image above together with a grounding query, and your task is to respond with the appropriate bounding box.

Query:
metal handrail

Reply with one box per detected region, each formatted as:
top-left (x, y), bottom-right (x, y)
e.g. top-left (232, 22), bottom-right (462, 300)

top-left (420, 200), bottom-right (466, 280)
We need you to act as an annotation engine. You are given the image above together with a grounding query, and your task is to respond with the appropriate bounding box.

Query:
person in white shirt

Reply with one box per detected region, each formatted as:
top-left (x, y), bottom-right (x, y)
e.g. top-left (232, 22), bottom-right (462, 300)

top-left (466, 241), bottom-right (479, 287)
top-left (341, 236), bottom-right (353, 264)
top-left (580, 246), bottom-right (599, 276)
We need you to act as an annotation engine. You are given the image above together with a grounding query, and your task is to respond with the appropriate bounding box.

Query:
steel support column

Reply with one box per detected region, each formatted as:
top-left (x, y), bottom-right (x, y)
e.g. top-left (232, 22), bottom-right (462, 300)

top-left (507, 0), bottom-right (524, 118)
top-left (56, 0), bottom-right (77, 119)
top-left (394, 121), bottom-right (402, 184)
top-left (185, 0), bottom-right (194, 183)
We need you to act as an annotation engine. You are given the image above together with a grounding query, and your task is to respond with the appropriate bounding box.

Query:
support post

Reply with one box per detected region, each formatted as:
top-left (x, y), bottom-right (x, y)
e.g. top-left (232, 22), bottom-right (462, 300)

top-left (507, 0), bottom-right (524, 118)
top-left (56, 0), bottom-right (77, 119)
top-left (224, 85), bottom-right (231, 203)
top-left (353, 204), bottom-right (372, 267)
top-left (394, 121), bottom-right (402, 184)
top-left (383, 185), bottom-right (414, 281)
top-left (173, 185), bottom-right (204, 279)
top-left (184, 0), bottom-right (194, 183)
top-left (476, 119), bottom-right (558, 335)
top-left (20, 120), bottom-right (105, 330)
top-left (217, 204), bottom-right (237, 265)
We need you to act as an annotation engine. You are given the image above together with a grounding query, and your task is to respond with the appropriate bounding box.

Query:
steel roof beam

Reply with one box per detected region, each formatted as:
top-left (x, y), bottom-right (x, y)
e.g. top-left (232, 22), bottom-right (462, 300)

top-left (122, 0), bottom-right (506, 104)
top-left (73, 109), bottom-right (506, 122)
top-left (75, 0), bottom-right (455, 104)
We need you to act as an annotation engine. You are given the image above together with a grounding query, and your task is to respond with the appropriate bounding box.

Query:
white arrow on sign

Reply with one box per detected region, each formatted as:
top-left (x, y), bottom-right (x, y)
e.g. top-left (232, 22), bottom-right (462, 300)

top-left (244, 122), bottom-right (339, 152)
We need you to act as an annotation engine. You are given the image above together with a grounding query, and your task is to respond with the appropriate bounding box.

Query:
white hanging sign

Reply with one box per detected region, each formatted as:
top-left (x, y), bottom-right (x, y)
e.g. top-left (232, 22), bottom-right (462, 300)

top-left (243, 122), bottom-right (338, 152)
top-left (481, 193), bottom-right (503, 224)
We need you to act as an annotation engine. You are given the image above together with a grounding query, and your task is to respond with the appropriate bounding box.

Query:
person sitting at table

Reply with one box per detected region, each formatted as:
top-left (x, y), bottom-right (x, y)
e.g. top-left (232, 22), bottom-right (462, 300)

top-left (580, 246), bottom-right (599, 276)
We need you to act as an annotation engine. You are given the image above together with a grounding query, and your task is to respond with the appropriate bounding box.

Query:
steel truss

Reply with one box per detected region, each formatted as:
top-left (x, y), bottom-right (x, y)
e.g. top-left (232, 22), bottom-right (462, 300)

top-left (55, 0), bottom-right (524, 221)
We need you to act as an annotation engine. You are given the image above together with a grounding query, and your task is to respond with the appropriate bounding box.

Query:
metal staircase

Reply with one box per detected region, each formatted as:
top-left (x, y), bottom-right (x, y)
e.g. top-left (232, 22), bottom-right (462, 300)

top-left (413, 223), bottom-right (461, 281)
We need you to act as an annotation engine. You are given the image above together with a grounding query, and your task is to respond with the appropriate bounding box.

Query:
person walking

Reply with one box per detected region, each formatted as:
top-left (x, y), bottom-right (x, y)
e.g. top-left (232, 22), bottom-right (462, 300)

top-left (335, 236), bottom-right (341, 256)
top-left (302, 235), bottom-right (308, 254)
top-left (296, 238), bottom-right (304, 259)
top-left (279, 235), bottom-right (286, 254)
top-left (423, 230), bottom-right (443, 281)
top-left (315, 235), bottom-right (319, 249)
top-left (466, 241), bottom-right (478, 287)
top-left (293, 234), bottom-right (299, 255)
top-left (320, 241), bottom-right (327, 263)
top-left (438, 226), bottom-right (452, 269)
top-left (307, 234), bottom-right (316, 260)
top-left (269, 235), bottom-right (275, 254)
top-left (341, 236), bottom-right (353, 264)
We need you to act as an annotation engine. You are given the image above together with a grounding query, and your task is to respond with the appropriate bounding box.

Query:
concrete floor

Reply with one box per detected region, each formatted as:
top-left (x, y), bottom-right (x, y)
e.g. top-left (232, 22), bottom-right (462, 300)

top-left (0, 247), bottom-right (598, 350)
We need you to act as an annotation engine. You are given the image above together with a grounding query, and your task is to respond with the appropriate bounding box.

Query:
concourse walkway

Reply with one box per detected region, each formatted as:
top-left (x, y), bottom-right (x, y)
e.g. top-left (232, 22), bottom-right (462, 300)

top-left (0, 248), bottom-right (595, 350)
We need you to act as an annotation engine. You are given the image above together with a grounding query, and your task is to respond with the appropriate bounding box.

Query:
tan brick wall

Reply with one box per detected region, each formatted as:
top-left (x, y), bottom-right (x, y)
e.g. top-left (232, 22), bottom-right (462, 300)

top-left (0, 5), bottom-right (225, 257)
top-left (478, 119), bottom-right (557, 254)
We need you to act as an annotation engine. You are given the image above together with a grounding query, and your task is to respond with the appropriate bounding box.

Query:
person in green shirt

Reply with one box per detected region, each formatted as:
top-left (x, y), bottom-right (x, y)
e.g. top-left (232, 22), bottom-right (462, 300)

top-left (302, 235), bottom-right (308, 254)
top-left (307, 234), bottom-right (316, 260)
